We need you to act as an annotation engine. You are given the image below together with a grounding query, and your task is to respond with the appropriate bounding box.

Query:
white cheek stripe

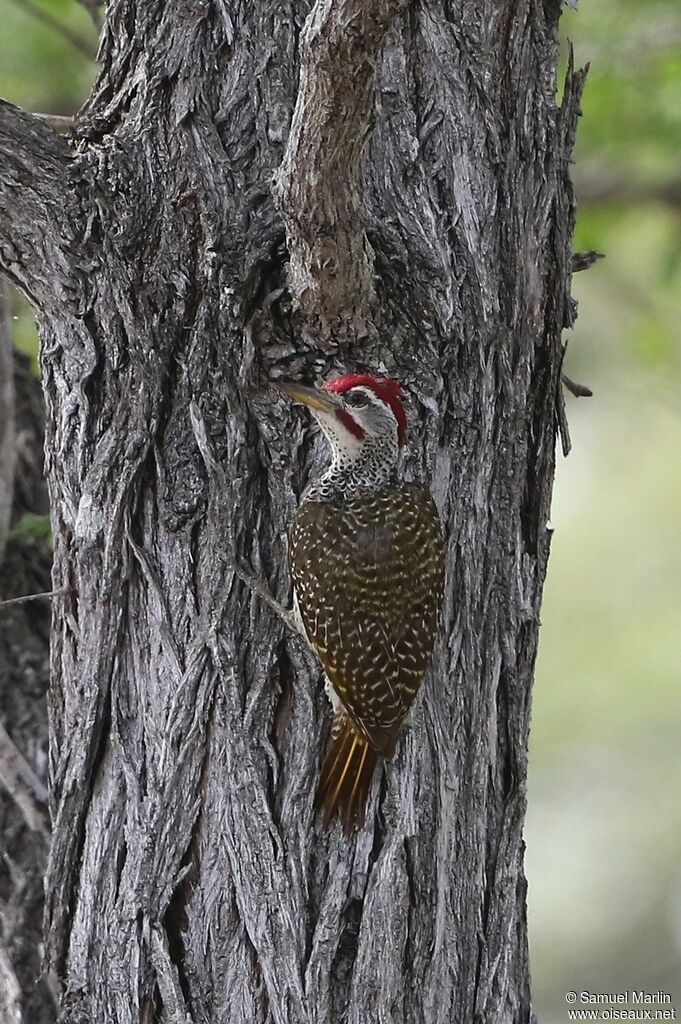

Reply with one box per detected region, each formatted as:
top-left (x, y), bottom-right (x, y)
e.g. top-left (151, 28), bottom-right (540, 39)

top-left (317, 412), bottom-right (363, 462)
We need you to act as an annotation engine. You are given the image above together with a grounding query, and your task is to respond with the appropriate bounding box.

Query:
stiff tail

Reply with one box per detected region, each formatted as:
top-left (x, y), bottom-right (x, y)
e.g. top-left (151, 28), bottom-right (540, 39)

top-left (317, 716), bottom-right (379, 834)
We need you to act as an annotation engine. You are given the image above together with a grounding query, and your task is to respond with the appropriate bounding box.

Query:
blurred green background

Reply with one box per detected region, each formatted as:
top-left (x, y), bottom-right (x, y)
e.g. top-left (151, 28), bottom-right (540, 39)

top-left (0, 1), bottom-right (679, 1020)
top-left (528, 2), bottom-right (681, 1020)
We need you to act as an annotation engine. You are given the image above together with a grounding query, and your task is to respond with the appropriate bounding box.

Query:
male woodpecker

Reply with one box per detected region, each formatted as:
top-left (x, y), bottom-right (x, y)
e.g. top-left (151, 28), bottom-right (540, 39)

top-left (278, 374), bottom-right (444, 833)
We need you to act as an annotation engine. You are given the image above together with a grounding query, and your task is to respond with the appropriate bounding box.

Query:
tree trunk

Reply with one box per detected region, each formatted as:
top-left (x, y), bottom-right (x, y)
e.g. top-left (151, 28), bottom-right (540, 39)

top-left (0, 1), bottom-right (585, 1021)
top-left (0, 348), bottom-right (54, 1024)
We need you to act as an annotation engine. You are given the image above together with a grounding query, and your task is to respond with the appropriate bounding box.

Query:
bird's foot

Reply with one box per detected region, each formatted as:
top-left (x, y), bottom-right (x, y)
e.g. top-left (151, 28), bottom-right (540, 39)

top-left (226, 558), bottom-right (305, 639)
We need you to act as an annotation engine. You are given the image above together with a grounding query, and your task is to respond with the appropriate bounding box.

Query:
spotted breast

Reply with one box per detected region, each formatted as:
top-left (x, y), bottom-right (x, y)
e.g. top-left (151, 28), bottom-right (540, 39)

top-left (289, 484), bottom-right (444, 830)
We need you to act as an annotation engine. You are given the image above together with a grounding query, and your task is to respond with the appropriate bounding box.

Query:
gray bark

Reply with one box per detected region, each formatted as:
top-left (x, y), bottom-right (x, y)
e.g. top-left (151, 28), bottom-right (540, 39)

top-left (273, 0), bottom-right (403, 343)
top-left (0, 350), bottom-right (54, 1024)
top-left (0, 285), bottom-right (15, 562)
top-left (0, 1), bottom-right (585, 1021)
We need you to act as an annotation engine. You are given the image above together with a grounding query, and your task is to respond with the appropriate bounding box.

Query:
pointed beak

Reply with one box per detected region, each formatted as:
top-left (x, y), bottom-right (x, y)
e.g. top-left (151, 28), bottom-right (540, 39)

top-left (277, 382), bottom-right (341, 415)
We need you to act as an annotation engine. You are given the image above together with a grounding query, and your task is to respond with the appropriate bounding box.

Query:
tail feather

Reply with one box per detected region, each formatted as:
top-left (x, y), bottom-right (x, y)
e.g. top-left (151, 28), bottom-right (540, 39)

top-left (317, 716), bottom-right (379, 834)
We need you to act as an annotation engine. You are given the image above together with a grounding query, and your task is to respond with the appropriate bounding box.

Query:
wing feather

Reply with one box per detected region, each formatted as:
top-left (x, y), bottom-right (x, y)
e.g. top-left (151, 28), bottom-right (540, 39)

top-left (290, 486), bottom-right (444, 753)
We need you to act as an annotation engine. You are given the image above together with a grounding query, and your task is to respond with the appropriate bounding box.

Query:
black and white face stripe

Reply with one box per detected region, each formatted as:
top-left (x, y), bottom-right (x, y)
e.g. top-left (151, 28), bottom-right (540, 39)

top-left (334, 387), bottom-right (400, 444)
top-left (304, 386), bottom-right (402, 501)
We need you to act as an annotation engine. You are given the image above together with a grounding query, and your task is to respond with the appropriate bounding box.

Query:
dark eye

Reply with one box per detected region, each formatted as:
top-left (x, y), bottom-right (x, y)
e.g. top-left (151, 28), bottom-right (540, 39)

top-left (345, 390), bottom-right (369, 409)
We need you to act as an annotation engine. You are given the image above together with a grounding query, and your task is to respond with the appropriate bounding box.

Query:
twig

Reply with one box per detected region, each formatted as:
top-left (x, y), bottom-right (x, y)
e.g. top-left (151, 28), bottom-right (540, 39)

top-left (561, 374), bottom-right (593, 398)
top-left (189, 401), bottom-right (304, 639)
top-left (556, 378), bottom-right (572, 458)
top-left (0, 721), bottom-right (49, 839)
top-left (576, 170), bottom-right (681, 209)
top-left (33, 113), bottom-right (75, 133)
top-left (571, 250), bottom-right (605, 273)
top-left (0, 587), bottom-right (70, 610)
top-left (7, 0), bottom-right (96, 61)
top-left (556, 373), bottom-right (593, 458)
top-left (224, 556), bottom-right (305, 639)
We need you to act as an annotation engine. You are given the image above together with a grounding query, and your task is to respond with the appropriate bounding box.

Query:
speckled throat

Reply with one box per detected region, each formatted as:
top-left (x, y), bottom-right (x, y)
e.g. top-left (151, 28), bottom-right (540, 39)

top-left (302, 435), bottom-right (399, 504)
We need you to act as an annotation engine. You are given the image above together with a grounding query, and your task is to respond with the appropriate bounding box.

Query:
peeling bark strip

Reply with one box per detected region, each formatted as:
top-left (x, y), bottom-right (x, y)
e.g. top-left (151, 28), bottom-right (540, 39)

top-left (274, 0), bottom-right (404, 343)
top-left (0, 2), bottom-right (585, 1022)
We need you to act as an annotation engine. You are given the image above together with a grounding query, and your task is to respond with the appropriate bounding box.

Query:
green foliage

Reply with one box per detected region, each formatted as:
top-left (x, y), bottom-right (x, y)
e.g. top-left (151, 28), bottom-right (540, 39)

top-left (569, 206), bottom-right (681, 391)
top-left (530, 4), bottom-right (681, 1017)
top-left (563, 0), bottom-right (681, 177)
top-left (9, 511), bottom-right (52, 543)
top-left (560, 0), bottom-right (681, 393)
top-left (0, 0), bottom-right (96, 112)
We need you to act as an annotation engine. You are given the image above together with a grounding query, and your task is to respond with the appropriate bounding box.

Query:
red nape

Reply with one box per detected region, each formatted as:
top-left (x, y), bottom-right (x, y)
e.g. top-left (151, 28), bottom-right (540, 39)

top-left (321, 374), bottom-right (407, 445)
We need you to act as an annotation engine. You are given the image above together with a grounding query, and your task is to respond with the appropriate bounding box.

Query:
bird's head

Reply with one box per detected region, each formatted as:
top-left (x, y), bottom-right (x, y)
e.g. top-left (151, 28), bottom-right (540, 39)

top-left (278, 373), bottom-right (407, 468)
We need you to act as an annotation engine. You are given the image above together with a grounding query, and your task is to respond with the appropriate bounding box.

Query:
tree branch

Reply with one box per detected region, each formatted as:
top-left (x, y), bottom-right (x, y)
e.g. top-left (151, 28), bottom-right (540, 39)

top-left (0, 720), bottom-right (49, 839)
top-left (571, 249), bottom-right (604, 273)
top-left (561, 373), bottom-right (593, 398)
top-left (33, 113), bottom-right (75, 134)
top-left (0, 102), bottom-right (74, 309)
top-left (0, 588), bottom-right (69, 610)
top-left (273, 0), bottom-right (404, 347)
top-left (576, 169), bottom-right (681, 209)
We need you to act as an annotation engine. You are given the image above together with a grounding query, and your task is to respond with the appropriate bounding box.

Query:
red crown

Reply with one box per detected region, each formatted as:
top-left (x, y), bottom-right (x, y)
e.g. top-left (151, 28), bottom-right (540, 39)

top-left (321, 374), bottom-right (407, 445)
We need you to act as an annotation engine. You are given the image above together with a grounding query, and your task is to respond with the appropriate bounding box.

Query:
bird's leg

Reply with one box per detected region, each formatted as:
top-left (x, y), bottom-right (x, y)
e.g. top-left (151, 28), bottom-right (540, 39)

top-left (225, 558), bottom-right (306, 639)
top-left (189, 403), bottom-right (305, 639)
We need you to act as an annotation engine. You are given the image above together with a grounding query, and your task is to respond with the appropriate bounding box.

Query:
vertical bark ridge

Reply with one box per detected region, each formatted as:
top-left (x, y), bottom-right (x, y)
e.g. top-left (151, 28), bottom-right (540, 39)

top-left (274, 0), bottom-right (406, 346)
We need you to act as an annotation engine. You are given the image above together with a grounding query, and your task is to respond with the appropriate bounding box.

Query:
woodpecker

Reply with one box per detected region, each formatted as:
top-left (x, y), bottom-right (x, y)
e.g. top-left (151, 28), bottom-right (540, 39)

top-left (278, 374), bottom-right (444, 833)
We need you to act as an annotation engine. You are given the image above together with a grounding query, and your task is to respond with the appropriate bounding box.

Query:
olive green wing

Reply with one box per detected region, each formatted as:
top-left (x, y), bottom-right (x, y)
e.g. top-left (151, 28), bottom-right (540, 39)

top-left (289, 487), bottom-right (444, 755)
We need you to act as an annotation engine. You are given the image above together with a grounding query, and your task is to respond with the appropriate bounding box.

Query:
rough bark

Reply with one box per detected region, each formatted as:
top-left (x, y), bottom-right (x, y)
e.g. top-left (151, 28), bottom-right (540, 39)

top-left (0, 350), bottom-right (54, 1024)
top-left (0, 285), bottom-right (15, 562)
top-left (274, 0), bottom-right (404, 343)
top-left (0, 1), bottom-right (584, 1021)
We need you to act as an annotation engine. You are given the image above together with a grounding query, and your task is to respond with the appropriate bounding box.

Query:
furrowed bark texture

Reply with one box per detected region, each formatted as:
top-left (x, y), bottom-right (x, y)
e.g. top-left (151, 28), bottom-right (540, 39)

top-left (0, 286), bottom-right (15, 561)
top-left (0, 1), bottom-right (584, 1021)
top-left (274, 0), bottom-right (405, 343)
top-left (0, 351), bottom-right (54, 1024)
